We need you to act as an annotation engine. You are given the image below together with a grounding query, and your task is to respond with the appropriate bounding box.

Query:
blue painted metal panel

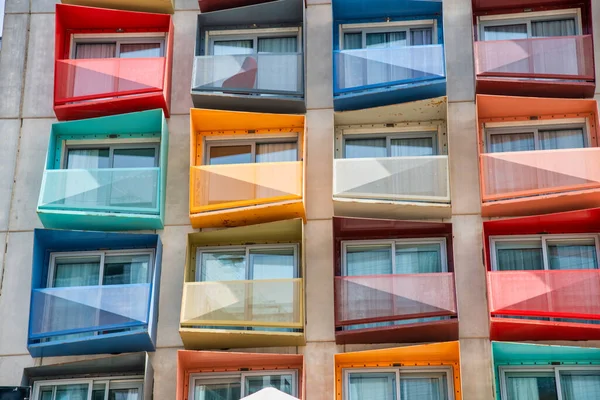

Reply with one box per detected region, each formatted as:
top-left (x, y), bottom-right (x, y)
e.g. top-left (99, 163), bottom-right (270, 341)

top-left (333, 0), bottom-right (442, 21)
top-left (27, 229), bottom-right (162, 357)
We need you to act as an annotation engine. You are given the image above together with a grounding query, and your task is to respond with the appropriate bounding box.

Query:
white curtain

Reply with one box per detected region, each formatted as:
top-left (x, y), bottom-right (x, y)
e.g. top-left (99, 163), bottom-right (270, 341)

top-left (489, 133), bottom-right (535, 153)
top-left (194, 382), bottom-right (241, 400)
top-left (109, 388), bottom-right (140, 400)
top-left (495, 244), bottom-right (544, 271)
top-left (346, 246), bottom-right (392, 276)
top-left (75, 43), bottom-right (116, 59)
top-left (348, 373), bottom-right (396, 400)
top-left (391, 137), bottom-right (434, 157)
top-left (395, 243), bottom-right (442, 274)
top-left (366, 32), bottom-right (408, 86)
top-left (483, 24), bottom-right (528, 41)
top-left (345, 138), bottom-right (387, 158)
top-left (103, 254), bottom-right (150, 285)
top-left (199, 252), bottom-right (246, 282)
top-left (400, 377), bottom-right (446, 400)
top-left (506, 377), bottom-right (543, 400)
top-left (561, 374), bottom-right (600, 400)
top-left (344, 33), bottom-right (362, 50)
top-left (65, 149), bottom-right (110, 208)
top-left (55, 384), bottom-right (89, 400)
top-left (73, 43), bottom-right (117, 99)
top-left (532, 19), bottom-right (576, 37)
top-left (531, 19), bottom-right (578, 76)
top-left (547, 243), bottom-right (598, 270)
top-left (411, 29), bottom-right (433, 46)
top-left (213, 40), bottom-right (253, 55)
top-left (539, 129), bottom-right (585, 150)
top-left (256, 142), bottom-right (297, 163)
top-left (249, 248), bottom-right (295, 279)
top-left (119, 43), bottom-right (162, 58)
top-left (256, 37), bottom-right (299, 92)
top-left (245, 374), bottom-right (294, 396)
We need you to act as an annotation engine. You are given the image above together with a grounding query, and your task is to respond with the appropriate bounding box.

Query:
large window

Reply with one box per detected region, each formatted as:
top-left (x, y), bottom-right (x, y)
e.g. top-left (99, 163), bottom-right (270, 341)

top-left (484, 123), bottom-right (588, 153)
top-left (500, 367), bottom-right (600, 400)
top-left (341, 22), bottom-right (437, 50)
top-left (33, 377), bottom-right (143, 400)
top-left (208, 31), bottom-right (301, 55)
top-left (344, 368), bottom-right (452, 400)
top-left (479, 10), bottom-right (581, 41)
top-left (205, 138), bottom-right (298, 165)
top-left (71, 36), bottom-right (165, 59)
top-left (189, 371), bottom-right (297, 400)
top-left (64, 143), bottom-right (160, 169)
top-left (343, 132), bottom-right (438, 159)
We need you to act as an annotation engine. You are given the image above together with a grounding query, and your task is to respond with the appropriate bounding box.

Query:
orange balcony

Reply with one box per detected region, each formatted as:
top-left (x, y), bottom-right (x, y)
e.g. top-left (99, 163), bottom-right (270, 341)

top-left (189, 109), bottom-right (306, 228)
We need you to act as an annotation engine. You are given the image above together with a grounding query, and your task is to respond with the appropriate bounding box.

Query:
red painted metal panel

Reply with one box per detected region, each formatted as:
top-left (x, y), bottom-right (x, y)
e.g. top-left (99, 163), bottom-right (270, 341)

top-left (490, 318), bottom-right (600, 341)
top-left (476, 78), bottom-right (595, 99)
top-left (335, 319), bottom-right (458, 345)
top-left (198, 0), bottom-right (276, 12)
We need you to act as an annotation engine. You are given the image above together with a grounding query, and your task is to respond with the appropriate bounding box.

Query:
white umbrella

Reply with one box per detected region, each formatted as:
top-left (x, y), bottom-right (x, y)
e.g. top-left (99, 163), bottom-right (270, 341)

top-left (241, 387), bottom-right (300, 400)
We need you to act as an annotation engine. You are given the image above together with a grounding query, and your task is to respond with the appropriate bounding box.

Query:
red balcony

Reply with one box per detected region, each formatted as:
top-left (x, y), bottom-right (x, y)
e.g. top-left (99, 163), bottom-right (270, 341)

top-left (54, 5), bottom-right (173, 121)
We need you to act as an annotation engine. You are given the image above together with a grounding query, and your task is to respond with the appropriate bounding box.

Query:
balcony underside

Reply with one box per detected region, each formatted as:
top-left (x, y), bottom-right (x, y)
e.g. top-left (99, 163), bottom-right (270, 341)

top-left (333, 79), bottom-right (446, 112)
top-left (481, 187), bottom-right (600, 217)
top-left (476, 78), bottom-right (595, 99)
top-left (490, 318), bottom-right (600, 341)
top-left (333, 197), bottom-right (451, 220)
top-left (28, 329), bottom-right (154, 358)
top-left (38, 209), bottom-right (164, 231)
top-left (190, 199), bottom-right (305, 229)
top-left (335, 319), bottom-right (458, 345)
top-left (179, 328), bottom-right (305, 350)
top-left (61, 0), bottom-right (174, 13)
top-left (191, 91), bottom-right (305, 115)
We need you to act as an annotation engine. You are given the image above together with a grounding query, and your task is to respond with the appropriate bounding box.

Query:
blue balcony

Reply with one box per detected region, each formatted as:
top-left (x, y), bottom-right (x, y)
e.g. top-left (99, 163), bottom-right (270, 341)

top-left (332, 0), bottom-right (445, 111)
top-left (37, 109), bottom-right (168, 231)
top-left (27, 229), bottom-right (162, 358)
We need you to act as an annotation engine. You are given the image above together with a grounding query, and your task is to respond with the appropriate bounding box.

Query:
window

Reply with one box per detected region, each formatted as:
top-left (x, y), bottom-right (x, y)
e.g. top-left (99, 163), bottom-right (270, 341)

top-left (485, 124), bottom-right (587, 153)
top-left (341, 22), bottom-right (437, 50)
top-left (500, 367), bottom-right (600, 400)
top-left (71, 36), bottom-right (165, 59)
top-left (343, 132), bottom-right (438, 159)
top-left (479, 10), bottom-right (580, 41)
top-left (189, 371), bottom-right (297, 400)
top-left (206, 138), bottom-right (298, 165)
top-left (207, 29), bottom-right (301, 55)
top-left (33, 377), bottom-right (143, 400)
top-left (344, 368), bottom-right (452, 400)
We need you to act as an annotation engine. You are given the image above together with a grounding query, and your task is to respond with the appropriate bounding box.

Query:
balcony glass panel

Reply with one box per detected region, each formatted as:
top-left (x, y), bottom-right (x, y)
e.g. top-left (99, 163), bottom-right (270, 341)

top-left (475, 35), bottom-right (594, 81)
top-left (190, 161), bottom-right (303, 212)
top-left (55, 58), bottom-right (166, 104)
top-left (39, 168), bottom-right (160, 214)
top-left (29, 283), bottom-right (151, 339)
top-left (334, 44), bottom-right (445, 93)
top-left (334, 156), bottom-right (449, 203)
top-left (192, 54), bottom-right (304, 95)
top-left (181, 278), bottom-right (303, 328)
top-left (334, 273), bottom-right (457, 326)
top-left (480, 148), bottom-right (600, 201)
top-left (488, 270), bottom-right (600, 320)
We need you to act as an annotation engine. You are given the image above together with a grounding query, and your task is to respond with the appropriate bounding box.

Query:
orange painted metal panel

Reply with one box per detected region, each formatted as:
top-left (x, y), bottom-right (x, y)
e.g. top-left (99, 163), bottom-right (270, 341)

top-left (334, 342), bottom-right (461, 400)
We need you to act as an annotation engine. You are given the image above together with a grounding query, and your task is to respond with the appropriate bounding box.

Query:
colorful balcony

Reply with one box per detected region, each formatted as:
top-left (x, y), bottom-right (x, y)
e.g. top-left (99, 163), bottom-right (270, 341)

top-left (177, 351), bottom-right (304, 400)
top-left (333, 217), bottom-right (458, 344)
top-left (332, 0), bottom-right (445, 111)
top-left (60, 0), bottom-right (174, 13)
top-left (37, 109), bottom-right (168, 231)
top-left (477, 95), bottom-right (600, 217)
top-left (54, 5), bottom-right (173, 120)
top-left (191, 0), bottom-right (305, 114)
top-left (189, 109), bottom-right (305, 228)
top-left (198, 0), bottom-right (276, 12)
top-left (335, 342), bottom-right (462, 400)
top-left (179, 219), bottom-right (305, 349)
top-left (27, 229), bottom-right (162, 358)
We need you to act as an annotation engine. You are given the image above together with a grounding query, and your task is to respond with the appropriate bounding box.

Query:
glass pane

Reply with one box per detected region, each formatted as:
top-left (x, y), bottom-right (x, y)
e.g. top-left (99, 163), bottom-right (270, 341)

top-left (410, 28), bottom-right (433, 46)
top-left (108, 388), bottom-right (140, 400)
top-left (103, 254), bottom-right (151, 285)
top-left (560, 372), bottom-right (600, 400)
top-left (75, 43), bottom-right (116, 59)
top-left (346, 245), bottom-right (393, 276)
top-left (366, 31), bottom-right (407, 48)
top-left (209, 145), bottom-right (252, 165)
top-left (200, 251), bottom-right (246, 281)
top-left (547, 239), bottom-right (598, 270)
top-left (39, 389), bottom-right (53, 400)
top-left (400, 375), bottom-right (447, 400)
top-left (344, 33), bottom-right (362, 50)
top-left (193, 381), bottom-right (241, 400)
top-left (213, 40), bottom-right (254, 56)
top-left (92, 384), bottom-right (105, 400)
top-left (348, 372), bottom-right (397, 400)
top-left (249, 248), bottom-right (295, 279)
top-left (55, 384), bottom-right (89, 400)
top-left (395, 243), bottom-right (442, 274)
top-left (67, 148), bottom-right (110, 169)
top-left (53, 256), bottom-right (102, 287)
top-left (495, 241), bottom-right (543, 271)
top-left (119, 43), bottom-right (162, 58)
top-left (345, 138), bottom-right (387, 159)
top-left (489, 132), bottom-right (535, 153)
top-left (245, 374), bottom-right (294, 395)
top-left (391, 137), bottom-right (434, 157)
top-left (256, 142), bottom-right (297, 163)
top-left (113, 148), bottom-right (157, 168)
top-left (539, 129), bottom-right (585, 150)
top-left (505, 374), bottom-right (558, 400)
top-left (483, 24), bottom-right (528, 41)
top-left (532, 19), bottom-right (577, 38)
top-left (258, 37), bottom-right (297, 53)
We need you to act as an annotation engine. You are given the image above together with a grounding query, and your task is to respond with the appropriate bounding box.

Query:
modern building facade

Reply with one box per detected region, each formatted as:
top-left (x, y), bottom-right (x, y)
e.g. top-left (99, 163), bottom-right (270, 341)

top-left (0, 0), bottom-right (600, 399)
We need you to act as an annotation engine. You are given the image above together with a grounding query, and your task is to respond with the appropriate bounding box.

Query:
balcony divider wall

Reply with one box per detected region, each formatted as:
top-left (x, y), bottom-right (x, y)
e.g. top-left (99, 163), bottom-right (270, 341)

top-left (60, 0), bottom-right (175, 14)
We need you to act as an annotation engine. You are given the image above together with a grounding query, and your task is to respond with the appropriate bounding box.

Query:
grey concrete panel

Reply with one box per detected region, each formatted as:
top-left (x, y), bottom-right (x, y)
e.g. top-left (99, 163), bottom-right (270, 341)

top-left (306, 4), bottom-right (333, 110)
top-left (8, 118), bottom-right (54, 232)
top-left (22, 13), bottom-right (55, 119)
top-left (305, 109), bottom-right (334, 220)
top-left (175, 0), bottom-right (199, 11)
top-left (0, 14), bottom-right (29, 118)
top-left (32, 0), bottom-right (59, 13)
top-left (594, 0), bottom-right (600, 95)
top-left (0, 120), bottom-right (20, 231)
top-left (0, 355), bottom-right (36, 385)
top-left (306, 0), bottom-right (330, 4)
top-left (4, 0), bottom-right (29, 13)
top-left (0, 232), bottom-right (7, 313)
top-left (170, 11), bottom-right (197, 116)
top-left (459, 338), bottom-right (495, 400)
top-left (301, 342), bottom-right (342, 400)
top-left (165, 115), bottom-right (191, 226)
top-left (152, 348), bottom-right (178, 399)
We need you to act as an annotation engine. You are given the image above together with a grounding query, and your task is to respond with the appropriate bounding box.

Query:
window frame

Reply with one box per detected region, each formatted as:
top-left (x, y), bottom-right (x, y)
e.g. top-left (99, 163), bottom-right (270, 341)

top-left (341, 238), bottom-right (448, 276)
top-left (206, 27), bottom-right (303, 55)
top-left (195, 243), bottom-right (300, 282)
top-left (339, 19), bottom-right (438, 50)
top-left (342, 130), bottom-right (439, 158)
top-left (342, 366), bottom-right (454, 400)
top-left (204, 136), bottom-right (300, 165)
top-left (484, 122), bottom-right (589, 153)
top-left (32, 376), bottom-right (144, 400)
top-left (490, 233), bottom-right (600, 271)
top-left (188, 369), bottom-right (298, 400)
top-left (62, 141), bottom-right (161, 170)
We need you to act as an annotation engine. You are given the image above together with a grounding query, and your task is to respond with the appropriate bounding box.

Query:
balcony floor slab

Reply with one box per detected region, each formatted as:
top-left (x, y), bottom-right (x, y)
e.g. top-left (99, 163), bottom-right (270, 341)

top-left (179, 328), bottom-right (305, 350)
top-left (476, 78), bottom-right (595, 99)
top-left (335, 319), bottom-right (458, 345)
top-left (333, 197), bottom-right (451, 220)
top-left (490, 318), bottom-right (600, 342)
top-left (191, 91), bottom-right (306, 115)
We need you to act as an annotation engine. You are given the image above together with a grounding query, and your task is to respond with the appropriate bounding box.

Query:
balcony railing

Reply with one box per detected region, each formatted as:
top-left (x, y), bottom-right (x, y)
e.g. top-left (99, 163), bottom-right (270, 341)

top-left (192, 54), bottom-right (304, 96)
top-left (480, 148), bottom-right (600, 202)
top-left (475, 35), bottom-right (594, 81)
top-left (333, 156), bottom-right (450, 203)
top-left (54, 58), bottom-right (166, 105)
top-left (190, 161), bottom-right (303, 213)
top-left (488, 270), bottom-right (600, 321)
top-left (334, 44), bottom-right (446, 94)
top-left (180, 278), bottom-right (303, 329)
top-left (334, 273), bottom-right (457, 327)
top-left (38, 168), bottom-right (160, 214)
top-left (29, 283), bottom-right (151, 340)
